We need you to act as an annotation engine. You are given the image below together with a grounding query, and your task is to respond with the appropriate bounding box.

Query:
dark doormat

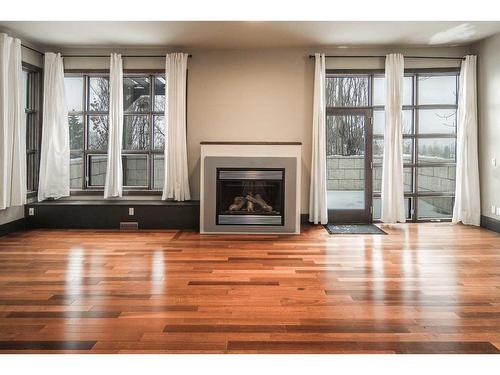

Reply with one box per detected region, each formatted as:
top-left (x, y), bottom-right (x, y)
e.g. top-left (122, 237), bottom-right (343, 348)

top-left (324, 224), bottom-right (387, 235)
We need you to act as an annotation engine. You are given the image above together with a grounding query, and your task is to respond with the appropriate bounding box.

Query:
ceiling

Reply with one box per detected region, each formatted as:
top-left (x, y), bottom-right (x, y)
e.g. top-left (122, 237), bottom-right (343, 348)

top-left (1, 21), bottom-right (500, 50)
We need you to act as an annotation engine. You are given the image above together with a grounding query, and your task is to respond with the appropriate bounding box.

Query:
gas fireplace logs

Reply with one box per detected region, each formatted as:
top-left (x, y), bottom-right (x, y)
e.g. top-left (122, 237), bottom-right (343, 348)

top-left (228, 193), bottom-right (273, 213)
top-left (249, 193), bottom-right (273, 212)
top-left (228, 196), bottom-right (246, 211)
top-left (246, 193), bottom-right (255, 212)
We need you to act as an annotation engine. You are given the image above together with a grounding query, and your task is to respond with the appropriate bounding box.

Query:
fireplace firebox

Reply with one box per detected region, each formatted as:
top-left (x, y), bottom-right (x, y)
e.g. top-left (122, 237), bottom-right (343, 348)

top-left (216, 168), bottom-right (285, 225)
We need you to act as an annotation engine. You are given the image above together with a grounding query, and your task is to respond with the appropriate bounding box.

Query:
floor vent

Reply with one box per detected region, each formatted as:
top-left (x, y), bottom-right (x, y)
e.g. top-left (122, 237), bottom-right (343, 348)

top-left (120, 222), bottom-right (139, 231)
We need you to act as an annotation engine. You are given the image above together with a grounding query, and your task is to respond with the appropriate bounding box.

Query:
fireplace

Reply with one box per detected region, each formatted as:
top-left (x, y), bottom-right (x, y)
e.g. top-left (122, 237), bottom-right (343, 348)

top-left (216, 168), bottom-right (285, 225)
top-left (200, 142), bottom-right (301, 234)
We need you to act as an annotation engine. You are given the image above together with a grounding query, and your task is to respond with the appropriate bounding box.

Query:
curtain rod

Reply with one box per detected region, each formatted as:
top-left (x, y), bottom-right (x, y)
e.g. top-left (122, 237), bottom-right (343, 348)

top-left (62, 54), bottom-right (193, 58)
top-left (308, 54), bottom-right (465, 60)
top-left (21, 45), bottom-right (192, 58)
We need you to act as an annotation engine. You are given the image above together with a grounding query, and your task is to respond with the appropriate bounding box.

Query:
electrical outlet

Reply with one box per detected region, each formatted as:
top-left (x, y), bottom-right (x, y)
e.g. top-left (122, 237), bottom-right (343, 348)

top-left (28, 207), bottom-right (34, 216)
top-left (492, 205), bottom-right (497, 215)
top-left (128, 207), bottom-right (134, 216)
top-left (496, 207), bottom-right (500, 216)
top-left (492, 158), bottom-right (497, 167)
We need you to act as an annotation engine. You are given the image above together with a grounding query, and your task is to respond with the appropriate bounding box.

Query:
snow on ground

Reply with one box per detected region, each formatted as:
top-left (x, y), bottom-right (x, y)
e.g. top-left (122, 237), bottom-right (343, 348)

top-left (327, 190), bottom-right (450, 218)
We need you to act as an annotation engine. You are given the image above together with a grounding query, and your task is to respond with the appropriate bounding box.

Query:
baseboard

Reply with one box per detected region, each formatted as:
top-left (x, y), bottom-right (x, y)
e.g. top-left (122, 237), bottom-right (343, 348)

top-left (0, 218), bottom-right (26, 237)
top-left (481, 215), bottom-right (500, 234)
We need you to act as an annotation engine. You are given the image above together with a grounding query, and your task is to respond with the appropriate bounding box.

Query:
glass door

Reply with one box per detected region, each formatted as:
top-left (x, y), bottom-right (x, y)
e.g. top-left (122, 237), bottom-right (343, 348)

top-left (326, 109), bottom-right (372, 223)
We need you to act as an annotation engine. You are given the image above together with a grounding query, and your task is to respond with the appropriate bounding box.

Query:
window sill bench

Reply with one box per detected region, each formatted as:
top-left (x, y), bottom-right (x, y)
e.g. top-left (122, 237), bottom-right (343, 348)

top-left (25, 200), bottom-right (200, 230)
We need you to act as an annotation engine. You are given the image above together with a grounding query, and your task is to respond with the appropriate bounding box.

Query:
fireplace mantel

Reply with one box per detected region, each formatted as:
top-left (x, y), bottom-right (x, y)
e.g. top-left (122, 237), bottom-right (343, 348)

top-left (200, 143), bottom-right (301, 234)
top-left (200, 141), bottom-right (302, 145)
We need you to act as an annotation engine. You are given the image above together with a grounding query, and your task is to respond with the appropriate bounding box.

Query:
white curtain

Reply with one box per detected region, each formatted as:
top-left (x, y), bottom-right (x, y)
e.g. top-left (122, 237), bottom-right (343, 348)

top-left (381, 54), bottom-right (406, 223)
top-left (0, 33), bottom-right (25, 210)
top-left (104, 54), bottom-right (123, 198)
top-left (38, 53), bottom-right (69, 201)
top-left (162, 52), bottom-right (191, 201)
top-left (453, 55), bottom-right (480, 226)
top-left (309, 53), bottom-right (328, 225)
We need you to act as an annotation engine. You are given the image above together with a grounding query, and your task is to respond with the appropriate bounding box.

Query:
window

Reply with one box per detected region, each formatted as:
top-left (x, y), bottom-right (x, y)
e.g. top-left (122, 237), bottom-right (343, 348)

top-left (65, 73), bottom-right (166, 191)
top-left (371, 70), bottom-right (458, 221)
top-left (326, 69), bottom-right (459, 222)
top-left (414, 73), bottom-right (457, 219)
top-left (23, 64), bottom-right (42, 194)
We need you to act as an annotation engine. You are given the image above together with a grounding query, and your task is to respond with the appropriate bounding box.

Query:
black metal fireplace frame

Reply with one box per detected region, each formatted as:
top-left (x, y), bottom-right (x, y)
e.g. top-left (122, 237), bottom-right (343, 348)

top-left (215, 167), bottom-right (286, 226)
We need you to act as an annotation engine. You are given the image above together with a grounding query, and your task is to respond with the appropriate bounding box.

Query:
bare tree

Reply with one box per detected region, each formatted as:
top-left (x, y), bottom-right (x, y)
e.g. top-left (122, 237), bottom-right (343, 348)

top-left (326, 77), bottom-right (367, 156)
top-left (86, 77), bottom-right (166, 151)
top-left (88, 77), bottom-right (110, 150)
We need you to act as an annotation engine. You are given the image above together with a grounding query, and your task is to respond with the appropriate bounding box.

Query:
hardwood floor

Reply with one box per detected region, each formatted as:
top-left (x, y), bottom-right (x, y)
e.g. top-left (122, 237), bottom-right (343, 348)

top-left (0, 223), bottom-right (499, 353)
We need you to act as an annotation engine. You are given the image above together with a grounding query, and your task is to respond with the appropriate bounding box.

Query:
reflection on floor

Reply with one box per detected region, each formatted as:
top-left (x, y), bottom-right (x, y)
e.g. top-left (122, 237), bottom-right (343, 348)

top-left (0, 223), bottom-right (499, 353)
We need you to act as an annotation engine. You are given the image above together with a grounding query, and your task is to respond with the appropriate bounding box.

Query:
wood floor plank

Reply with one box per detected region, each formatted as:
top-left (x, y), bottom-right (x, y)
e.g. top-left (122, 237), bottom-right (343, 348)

top-left (6, 311), bottom-right (121, 318)
top-left (226, 340), bottom-right (500, 354)
top-left (0, 341), bottom-right (96, 350)
top-left (188, 281), bottom-right (280, 286)
top-left (0, 223), bottom-right (498, 353)
top-left (163, 325), bottom-right (286, 333)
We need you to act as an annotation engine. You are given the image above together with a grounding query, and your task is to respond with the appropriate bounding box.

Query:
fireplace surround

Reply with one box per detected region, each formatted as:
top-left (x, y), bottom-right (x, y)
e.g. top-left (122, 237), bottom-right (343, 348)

top-left (200, 142), bottom-right (301, 234)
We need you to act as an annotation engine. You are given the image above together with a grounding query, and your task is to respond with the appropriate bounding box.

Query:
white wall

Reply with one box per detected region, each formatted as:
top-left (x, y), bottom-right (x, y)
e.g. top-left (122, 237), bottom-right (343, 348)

top-left (475, 33), bottom-right (500, 220)
top-left (187, 47), bottom-right (469, 213)
top-left (59, 45), bottom-right (471, 213)
top-left (1, 44), bottom-right (472, 225)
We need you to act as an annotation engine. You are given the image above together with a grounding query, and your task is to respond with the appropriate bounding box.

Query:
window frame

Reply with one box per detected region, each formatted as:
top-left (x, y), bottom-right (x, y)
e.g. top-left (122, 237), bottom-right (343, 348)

top-left (406, 70), bottom-right (458, 220)
top-left (122, 73), bottom-right (165, 190)
top-left (23, 62), bottom-right (43, 197)
top-left (326, 67), bottom-right (459, 222)
top-left (325, 100), bottom-right (374, 222)
top-left (65, 69), bottom-right (166, 195)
